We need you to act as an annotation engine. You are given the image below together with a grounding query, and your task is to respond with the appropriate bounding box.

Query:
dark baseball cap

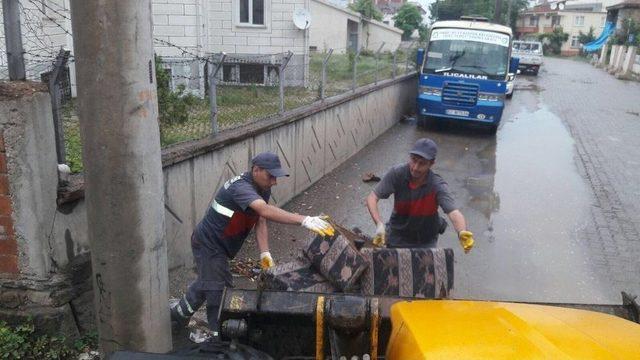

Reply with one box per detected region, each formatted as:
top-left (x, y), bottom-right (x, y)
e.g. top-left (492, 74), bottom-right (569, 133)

top-left (252, 152), bottom-right (289, 177)
top-left (409, 138), bottom-right (437, 160)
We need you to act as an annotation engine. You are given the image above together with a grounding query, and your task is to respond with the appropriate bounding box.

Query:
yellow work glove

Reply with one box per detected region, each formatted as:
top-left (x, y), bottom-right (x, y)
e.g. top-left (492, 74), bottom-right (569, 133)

top-left (260, 251), bottom-right (275, 270)
top-left (302, 216), bottom-right (335, 237)
top-left (372, 222), bottom-right (386, 247)
top-left (458, 230), bottom-right (474, 253)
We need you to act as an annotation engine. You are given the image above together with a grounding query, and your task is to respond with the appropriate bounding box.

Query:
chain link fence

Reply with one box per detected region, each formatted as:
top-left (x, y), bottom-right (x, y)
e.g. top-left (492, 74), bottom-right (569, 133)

top-left (2, 3), bottom-right (420, 174)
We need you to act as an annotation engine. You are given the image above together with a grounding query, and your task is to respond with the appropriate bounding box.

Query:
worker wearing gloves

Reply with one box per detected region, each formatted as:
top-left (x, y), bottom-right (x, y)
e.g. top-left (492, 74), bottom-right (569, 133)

top-left (365, 138), bottom-right (474, 253)
top-left (171, 152), bottom-right (334, 336)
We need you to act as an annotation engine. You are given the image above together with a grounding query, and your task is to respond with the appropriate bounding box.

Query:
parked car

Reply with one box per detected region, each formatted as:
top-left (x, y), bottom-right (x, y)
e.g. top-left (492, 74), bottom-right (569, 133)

top-left (512, 40), bottom-right (543, 75)
top-left (506, 72), bottom-right (515, 98)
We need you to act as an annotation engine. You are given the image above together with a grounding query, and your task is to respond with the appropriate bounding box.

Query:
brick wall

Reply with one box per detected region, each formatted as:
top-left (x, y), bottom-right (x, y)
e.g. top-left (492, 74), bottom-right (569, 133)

top-left (0, 131), bottom-right (17, 275)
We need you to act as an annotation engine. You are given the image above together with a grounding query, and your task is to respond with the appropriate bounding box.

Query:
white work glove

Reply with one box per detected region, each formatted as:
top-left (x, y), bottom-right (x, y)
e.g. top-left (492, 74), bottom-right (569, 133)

top-left (372, 222), bottom-right (386, 247)
top-left (260, 251), bottom-right (275, 270)
top-left (301, 216), bottom-right (335, 237)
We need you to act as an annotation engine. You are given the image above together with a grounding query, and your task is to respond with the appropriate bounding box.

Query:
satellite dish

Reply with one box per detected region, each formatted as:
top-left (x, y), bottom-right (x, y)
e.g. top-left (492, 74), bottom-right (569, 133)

top-left (293, 8), bottom-right (311, 30)
top-left (550, 2), bottom-right (557, 10)
top-left (558, 2), bottom-right (565, 10)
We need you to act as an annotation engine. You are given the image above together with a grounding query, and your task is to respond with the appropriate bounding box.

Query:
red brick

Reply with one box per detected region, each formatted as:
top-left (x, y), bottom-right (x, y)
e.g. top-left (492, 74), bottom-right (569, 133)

top-left (0, 175), bottom-right (8, 195)
top-left (0, 215), bottom-right (14, 239)
top-left (0, 239), bottom-right (16, 255)
top-left (0, 153), bottom-right (6, 173)
top-left (0, 255), bottom-right (18, 274)
top-left (0, 196), bottom-right (12, 216)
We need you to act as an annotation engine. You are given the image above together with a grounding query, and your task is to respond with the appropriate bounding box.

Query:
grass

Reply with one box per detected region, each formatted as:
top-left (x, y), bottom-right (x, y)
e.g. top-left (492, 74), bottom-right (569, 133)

top-left (61, 52), bottom-right (412, 173)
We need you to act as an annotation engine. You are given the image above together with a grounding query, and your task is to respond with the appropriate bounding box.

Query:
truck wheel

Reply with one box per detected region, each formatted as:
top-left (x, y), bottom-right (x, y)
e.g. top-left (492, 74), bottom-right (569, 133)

top-left (506, 92), bottom-right (513, 99)
top-left (488, 123), bottom-right (499, 135)
top-left (532, 68), bottom-right (539, 76)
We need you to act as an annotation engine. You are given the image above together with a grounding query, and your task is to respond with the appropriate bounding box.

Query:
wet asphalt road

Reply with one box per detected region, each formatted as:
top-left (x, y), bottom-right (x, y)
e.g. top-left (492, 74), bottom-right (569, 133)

top-left (174, 57), bottom-right (640, 307)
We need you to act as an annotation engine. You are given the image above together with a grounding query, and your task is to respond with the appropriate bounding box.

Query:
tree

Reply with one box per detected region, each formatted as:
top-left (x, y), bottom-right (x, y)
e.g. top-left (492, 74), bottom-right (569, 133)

top-left (394, 3), bottom-right (424, 40)
top-left (538, 27), bottom-right (569, 55)
top-left (578, 26), bottom-right (596, 45)
top-left (349, 0), bottom-right (383, 21)
top-left (429, 0), bottom-right (529, 33)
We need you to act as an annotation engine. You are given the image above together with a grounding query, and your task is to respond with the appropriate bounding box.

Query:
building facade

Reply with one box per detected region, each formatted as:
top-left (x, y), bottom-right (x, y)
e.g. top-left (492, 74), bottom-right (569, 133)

top-left (516, 2), bottom-right (607, 56)
top-left (1, 0), bottom-right (401, 93)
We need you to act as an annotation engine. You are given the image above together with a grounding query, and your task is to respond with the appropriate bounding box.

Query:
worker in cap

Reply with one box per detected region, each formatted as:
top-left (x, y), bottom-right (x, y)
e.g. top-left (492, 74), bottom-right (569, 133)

top-left (171, 152), bottom-right (334, 337)
top-left (365, 138), bottom-right (474, 252)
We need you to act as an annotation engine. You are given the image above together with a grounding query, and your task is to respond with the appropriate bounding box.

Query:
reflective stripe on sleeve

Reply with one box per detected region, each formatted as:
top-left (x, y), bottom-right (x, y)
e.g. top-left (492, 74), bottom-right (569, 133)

top-left (212, 200), bottom-right (234, 218)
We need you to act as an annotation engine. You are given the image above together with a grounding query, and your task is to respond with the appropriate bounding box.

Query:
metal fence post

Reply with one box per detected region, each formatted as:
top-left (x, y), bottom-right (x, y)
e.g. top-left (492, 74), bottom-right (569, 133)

top-left (405, 41), bottom-right (415, 74)
top-left (352, 48), bottom-right (361, 92)
top-left (374, 42), bottom-right (385, 85)
top-left (49, 48), bottom-right (70, 165)
top-left (321, 49), bottom-right (333, 101)
top-left (209, 52), bottom-right (226, 134)
top-left (279, 51), bottom-right (293, 114)
top-left (2, 0), bottom-right (26, 80)
top-left (392, 49), bottom-right (398, 78)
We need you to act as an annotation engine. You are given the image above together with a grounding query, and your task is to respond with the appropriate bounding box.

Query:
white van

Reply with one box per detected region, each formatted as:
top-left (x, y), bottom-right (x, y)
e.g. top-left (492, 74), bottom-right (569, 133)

top-left (512, 40), bottom-right (543, 75)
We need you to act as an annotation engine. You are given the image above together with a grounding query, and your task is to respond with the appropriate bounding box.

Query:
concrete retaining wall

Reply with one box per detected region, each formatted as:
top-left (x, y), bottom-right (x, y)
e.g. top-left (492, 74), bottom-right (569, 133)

top-left (53, 74), bottom-right (417, 271)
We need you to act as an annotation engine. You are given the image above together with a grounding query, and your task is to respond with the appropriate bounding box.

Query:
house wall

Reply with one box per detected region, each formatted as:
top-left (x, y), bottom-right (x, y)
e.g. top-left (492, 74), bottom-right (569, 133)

top-left (615, 8), bottom-right (640, 30)
top-left (517, 10), bottom-right (606, 56)
top-left (0, 0), bottom-right (72, 81)
top-left (309, 0), bottom-right (361, 53)
top-left (362, 19), bottom-right (403, 52)
top-left (559, 11), bottom-right (606, 55)
top-left (207, 0), bottom-right (309, 86)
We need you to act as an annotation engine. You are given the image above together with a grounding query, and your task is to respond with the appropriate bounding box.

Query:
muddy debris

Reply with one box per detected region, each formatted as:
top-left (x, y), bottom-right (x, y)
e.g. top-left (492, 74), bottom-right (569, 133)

top-left (361, 172), bottom-right (381, 182)
top-left (230, 258), bottom-right (260, 281)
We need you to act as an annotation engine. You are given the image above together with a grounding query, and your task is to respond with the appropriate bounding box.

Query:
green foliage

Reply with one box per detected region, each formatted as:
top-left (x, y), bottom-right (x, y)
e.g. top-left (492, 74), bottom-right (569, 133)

top-left (393, 3), bottom-right (424, 40)
top-left (419, 26), bottom-right (430, 42)
top-left (611, 18), bottom-right (640, 46)
top-left (578, 26), bottom-right (596, 45)
top-left (429, 0), bottom-right (529, 32)
top-left (155, 54), bottom-right (203, 126)
top-left (0, 320), bottom-right (97, 359)
top-left (348, 0), bottom-right (382, 21)
top-left (538, 27), bottom-right (569, 55)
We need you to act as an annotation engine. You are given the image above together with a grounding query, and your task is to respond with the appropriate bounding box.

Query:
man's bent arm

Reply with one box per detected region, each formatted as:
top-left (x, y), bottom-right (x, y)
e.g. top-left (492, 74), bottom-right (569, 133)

top-left (256, 216), bottom-right (269, 253)
top-left (366, 192), bottom-right (384, 225)
top-left (249, 199), bottom-right (306, 225)
top-left (447, 209), bottom-right (467, 233)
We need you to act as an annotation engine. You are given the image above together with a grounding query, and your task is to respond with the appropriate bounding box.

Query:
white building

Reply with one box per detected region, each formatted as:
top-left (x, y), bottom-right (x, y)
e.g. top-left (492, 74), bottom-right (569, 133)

top-left (516, 1), bottom-right (607, 55)
top-left (1, 0), bottom-right (401, 93)
top-left (310, 0), bottom-right (402, 54)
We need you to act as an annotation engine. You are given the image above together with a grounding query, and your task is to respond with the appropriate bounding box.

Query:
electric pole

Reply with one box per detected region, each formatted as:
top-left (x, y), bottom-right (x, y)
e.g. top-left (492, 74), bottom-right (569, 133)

top-left (2, 0), bottom-right (26, 80)
top-left (494, 0), bottom-right (503, 24)
top-left (69, 0), bottom-right (172, 354)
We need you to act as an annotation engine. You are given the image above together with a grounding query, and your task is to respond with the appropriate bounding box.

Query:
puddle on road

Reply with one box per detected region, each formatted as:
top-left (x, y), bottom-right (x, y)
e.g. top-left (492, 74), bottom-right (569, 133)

top-left (457, 105), bottom-right (616, 304)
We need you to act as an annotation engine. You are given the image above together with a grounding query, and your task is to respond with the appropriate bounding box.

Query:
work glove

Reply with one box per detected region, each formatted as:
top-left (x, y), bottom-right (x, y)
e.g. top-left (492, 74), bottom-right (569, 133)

top-left (372, 222), bottom-right (386, 247)
top-left (302, 216), bottom-right (335, 237)
top-left (260, 251), bottom-right (275, 270)
top-left (458, 230), bottom-right (475, 254)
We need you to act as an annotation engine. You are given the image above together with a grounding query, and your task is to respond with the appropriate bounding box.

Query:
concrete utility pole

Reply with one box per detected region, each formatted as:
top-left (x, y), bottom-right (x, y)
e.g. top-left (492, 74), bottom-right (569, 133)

top-left (2, 0), bottom-right (26, 80)
top-left (69, 0), bottom-right (172, 354)
top-left (506, 0), bottom-right (513, 27)
top-left (494, 0), bottom-right (503, 24)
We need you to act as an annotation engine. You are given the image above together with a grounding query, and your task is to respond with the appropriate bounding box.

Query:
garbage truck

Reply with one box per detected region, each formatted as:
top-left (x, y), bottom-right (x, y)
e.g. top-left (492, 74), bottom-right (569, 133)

top-left (416, 17), bottom-right (518, 134)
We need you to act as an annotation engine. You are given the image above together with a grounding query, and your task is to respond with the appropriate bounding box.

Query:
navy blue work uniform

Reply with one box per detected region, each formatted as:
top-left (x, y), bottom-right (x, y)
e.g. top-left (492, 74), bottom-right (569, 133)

top-left (374, 164), bottom-right (456, 248)
top-left (178, 172), bottom-right (270, 332)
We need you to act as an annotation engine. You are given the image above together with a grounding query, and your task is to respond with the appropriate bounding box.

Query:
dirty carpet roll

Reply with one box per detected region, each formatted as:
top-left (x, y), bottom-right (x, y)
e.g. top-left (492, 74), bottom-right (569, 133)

top-left (261, 258), bottom-right (336, 293)
top-left (360, 248), bottom-right (454, 298)
top-left (304, 234), bottom-right (369, 291)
